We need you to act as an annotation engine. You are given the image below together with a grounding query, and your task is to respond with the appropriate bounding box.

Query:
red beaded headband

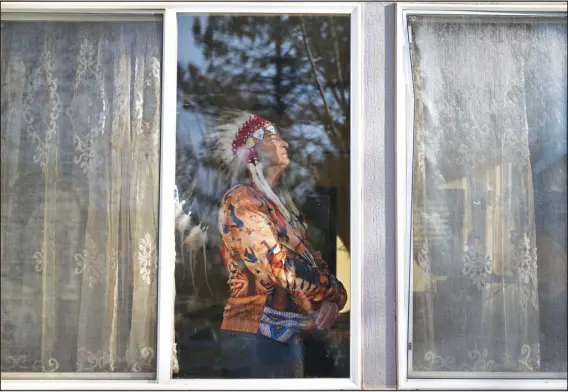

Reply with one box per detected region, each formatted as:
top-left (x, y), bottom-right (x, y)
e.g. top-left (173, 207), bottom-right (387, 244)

top-left (231, 115), bottom-right (276, 162)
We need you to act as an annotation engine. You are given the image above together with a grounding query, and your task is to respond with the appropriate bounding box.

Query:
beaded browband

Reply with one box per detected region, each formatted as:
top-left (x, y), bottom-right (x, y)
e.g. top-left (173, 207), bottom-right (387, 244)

top-left (231, 115), bottom-right (278, 162)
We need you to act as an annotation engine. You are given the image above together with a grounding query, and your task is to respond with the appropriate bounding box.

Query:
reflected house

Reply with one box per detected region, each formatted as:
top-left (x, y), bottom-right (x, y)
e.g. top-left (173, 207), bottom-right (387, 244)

top-left (410, 138), bottom-right (567, 372)
top-left (412, 154), bottom-right (567, 373)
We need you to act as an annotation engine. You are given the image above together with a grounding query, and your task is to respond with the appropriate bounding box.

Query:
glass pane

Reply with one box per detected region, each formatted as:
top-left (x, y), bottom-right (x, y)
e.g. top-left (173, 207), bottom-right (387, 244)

top-left (408, 15), bottom-right (567, 376)
top-left (173, 14), bottom-right (350, 378)
top-left (1, 16), bottom-right (162, 376)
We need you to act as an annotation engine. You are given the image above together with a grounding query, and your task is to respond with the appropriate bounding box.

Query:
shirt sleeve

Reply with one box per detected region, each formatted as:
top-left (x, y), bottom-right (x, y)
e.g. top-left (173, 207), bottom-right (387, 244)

top-left (221, 188), bottom-right (347, 310)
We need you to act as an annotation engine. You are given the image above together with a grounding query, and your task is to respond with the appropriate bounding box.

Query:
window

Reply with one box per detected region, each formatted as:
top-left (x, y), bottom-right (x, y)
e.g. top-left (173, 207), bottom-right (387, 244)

top-left (174, 13), bottom-right (352, 379)
top-left (396, 3), bottom-right (568, 390)
top-left (1, 2), bottom-right (362, 390)
top-left (1, 14), bottom-right (162, 377)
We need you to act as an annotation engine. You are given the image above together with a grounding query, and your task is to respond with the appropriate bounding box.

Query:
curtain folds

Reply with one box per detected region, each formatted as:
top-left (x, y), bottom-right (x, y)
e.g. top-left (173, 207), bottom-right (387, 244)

top-left (409, 18), bottom-right (567, 373)
top-left (1, 20), bottom-right (162, 373)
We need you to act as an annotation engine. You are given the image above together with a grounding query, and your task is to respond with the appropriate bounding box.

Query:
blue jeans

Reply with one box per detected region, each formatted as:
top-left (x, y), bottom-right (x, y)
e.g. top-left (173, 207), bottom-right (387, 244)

top-left (217, 330), bottom-right (304, 378)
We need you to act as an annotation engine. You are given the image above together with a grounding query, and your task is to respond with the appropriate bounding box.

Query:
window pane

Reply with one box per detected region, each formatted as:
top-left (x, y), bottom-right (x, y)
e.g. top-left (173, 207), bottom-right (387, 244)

top-left (0, 17), bottom-right (162, 376)
top-left (173, 14), bottom-right (350, 378)
top-left (408, 15), bottom-right (567, 376)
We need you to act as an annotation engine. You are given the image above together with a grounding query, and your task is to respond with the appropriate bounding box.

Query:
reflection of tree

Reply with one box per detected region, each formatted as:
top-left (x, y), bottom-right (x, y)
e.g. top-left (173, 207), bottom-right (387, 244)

top-left (174, 16), bottom-right (351, 378)
top-left (177, 15), bottom-right (351, 251)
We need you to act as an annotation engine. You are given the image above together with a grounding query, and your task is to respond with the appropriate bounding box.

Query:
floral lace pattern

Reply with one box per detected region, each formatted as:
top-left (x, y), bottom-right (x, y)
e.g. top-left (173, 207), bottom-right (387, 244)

top-left (68, 32), bottom-right (108, 176)
top-left (1, 354), bottom-right (60, 372)
top-left (23, 44), bottom-right (62, 172)
top-left (138, 233), bottom-right (157, 286)
top-left (74, 234), bottom-right (104, 289)
top-left (76, 347), bottom-right (155, 373)
top-left (511, 231), bottom-right (539, 312)
top-left (1, 21), bottom-right (161, 374)
top-left (32, 244), bottom-right (46, 273)
top-left (417, 344), bottom-right (539, 372)
top-left (462, 235), bottom-right (493, 289)
top-left (407, 18), bottom-right (562, 374)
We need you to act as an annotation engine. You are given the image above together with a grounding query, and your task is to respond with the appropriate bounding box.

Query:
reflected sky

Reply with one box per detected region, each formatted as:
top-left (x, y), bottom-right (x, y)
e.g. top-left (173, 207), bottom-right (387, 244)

top-left (178, 15), bottom-right (207, 68)
top-left (175, 15), bottom-right (343, 215)
top-left (176, 15), bottom-right (336, 159)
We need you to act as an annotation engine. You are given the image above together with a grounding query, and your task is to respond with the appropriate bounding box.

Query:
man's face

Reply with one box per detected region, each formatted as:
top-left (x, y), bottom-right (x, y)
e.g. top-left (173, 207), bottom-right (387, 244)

top-left (256, 133), bottom-right (290, 168)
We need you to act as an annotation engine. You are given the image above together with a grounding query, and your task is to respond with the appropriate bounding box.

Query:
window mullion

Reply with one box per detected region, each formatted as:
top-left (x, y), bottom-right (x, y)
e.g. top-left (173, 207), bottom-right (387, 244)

top-left (155, 7), bottom-right (178, 385)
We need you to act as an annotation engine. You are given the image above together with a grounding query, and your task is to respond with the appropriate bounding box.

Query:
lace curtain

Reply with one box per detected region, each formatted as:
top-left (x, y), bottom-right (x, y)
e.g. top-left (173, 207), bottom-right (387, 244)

top-left (409, 18), bottom-right (567, 373)
top-left (1, 20), bottom-right (162, 373)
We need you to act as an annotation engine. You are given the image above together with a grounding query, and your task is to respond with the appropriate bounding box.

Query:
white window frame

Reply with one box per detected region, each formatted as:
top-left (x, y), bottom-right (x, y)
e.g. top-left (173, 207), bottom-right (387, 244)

top-left (395, 2), bottom-right (568, 391)
top-left (0, 1), bottom-right (363, 390)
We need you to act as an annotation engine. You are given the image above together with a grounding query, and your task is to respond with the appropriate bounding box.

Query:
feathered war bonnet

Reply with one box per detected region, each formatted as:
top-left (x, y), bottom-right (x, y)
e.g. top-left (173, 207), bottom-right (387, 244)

top-left (207, 109), bottom-right (301, 227)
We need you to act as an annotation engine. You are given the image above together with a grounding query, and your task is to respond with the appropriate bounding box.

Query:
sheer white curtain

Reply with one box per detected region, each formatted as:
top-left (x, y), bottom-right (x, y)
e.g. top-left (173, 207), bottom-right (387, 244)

top-left (409, 17), bottom-right (567, 373)
top-left (1, 19), bottom-right (162, 373)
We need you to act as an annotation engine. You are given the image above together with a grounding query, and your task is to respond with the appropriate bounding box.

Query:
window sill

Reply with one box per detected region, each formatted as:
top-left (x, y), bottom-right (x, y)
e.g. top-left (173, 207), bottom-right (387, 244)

top-left (399, 378), bottom-right (568, 391)
top-left (1, 378), bottom-right (359, 391)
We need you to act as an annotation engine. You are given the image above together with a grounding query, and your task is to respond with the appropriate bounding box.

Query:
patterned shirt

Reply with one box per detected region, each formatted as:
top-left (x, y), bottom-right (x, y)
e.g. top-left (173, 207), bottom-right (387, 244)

top-left (218, 184), bottom-right (348, 342)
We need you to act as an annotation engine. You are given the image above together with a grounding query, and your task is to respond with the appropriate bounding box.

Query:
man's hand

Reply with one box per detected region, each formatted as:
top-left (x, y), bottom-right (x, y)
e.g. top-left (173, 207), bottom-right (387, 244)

top-left (315, 300), bottom-right (339, 330)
